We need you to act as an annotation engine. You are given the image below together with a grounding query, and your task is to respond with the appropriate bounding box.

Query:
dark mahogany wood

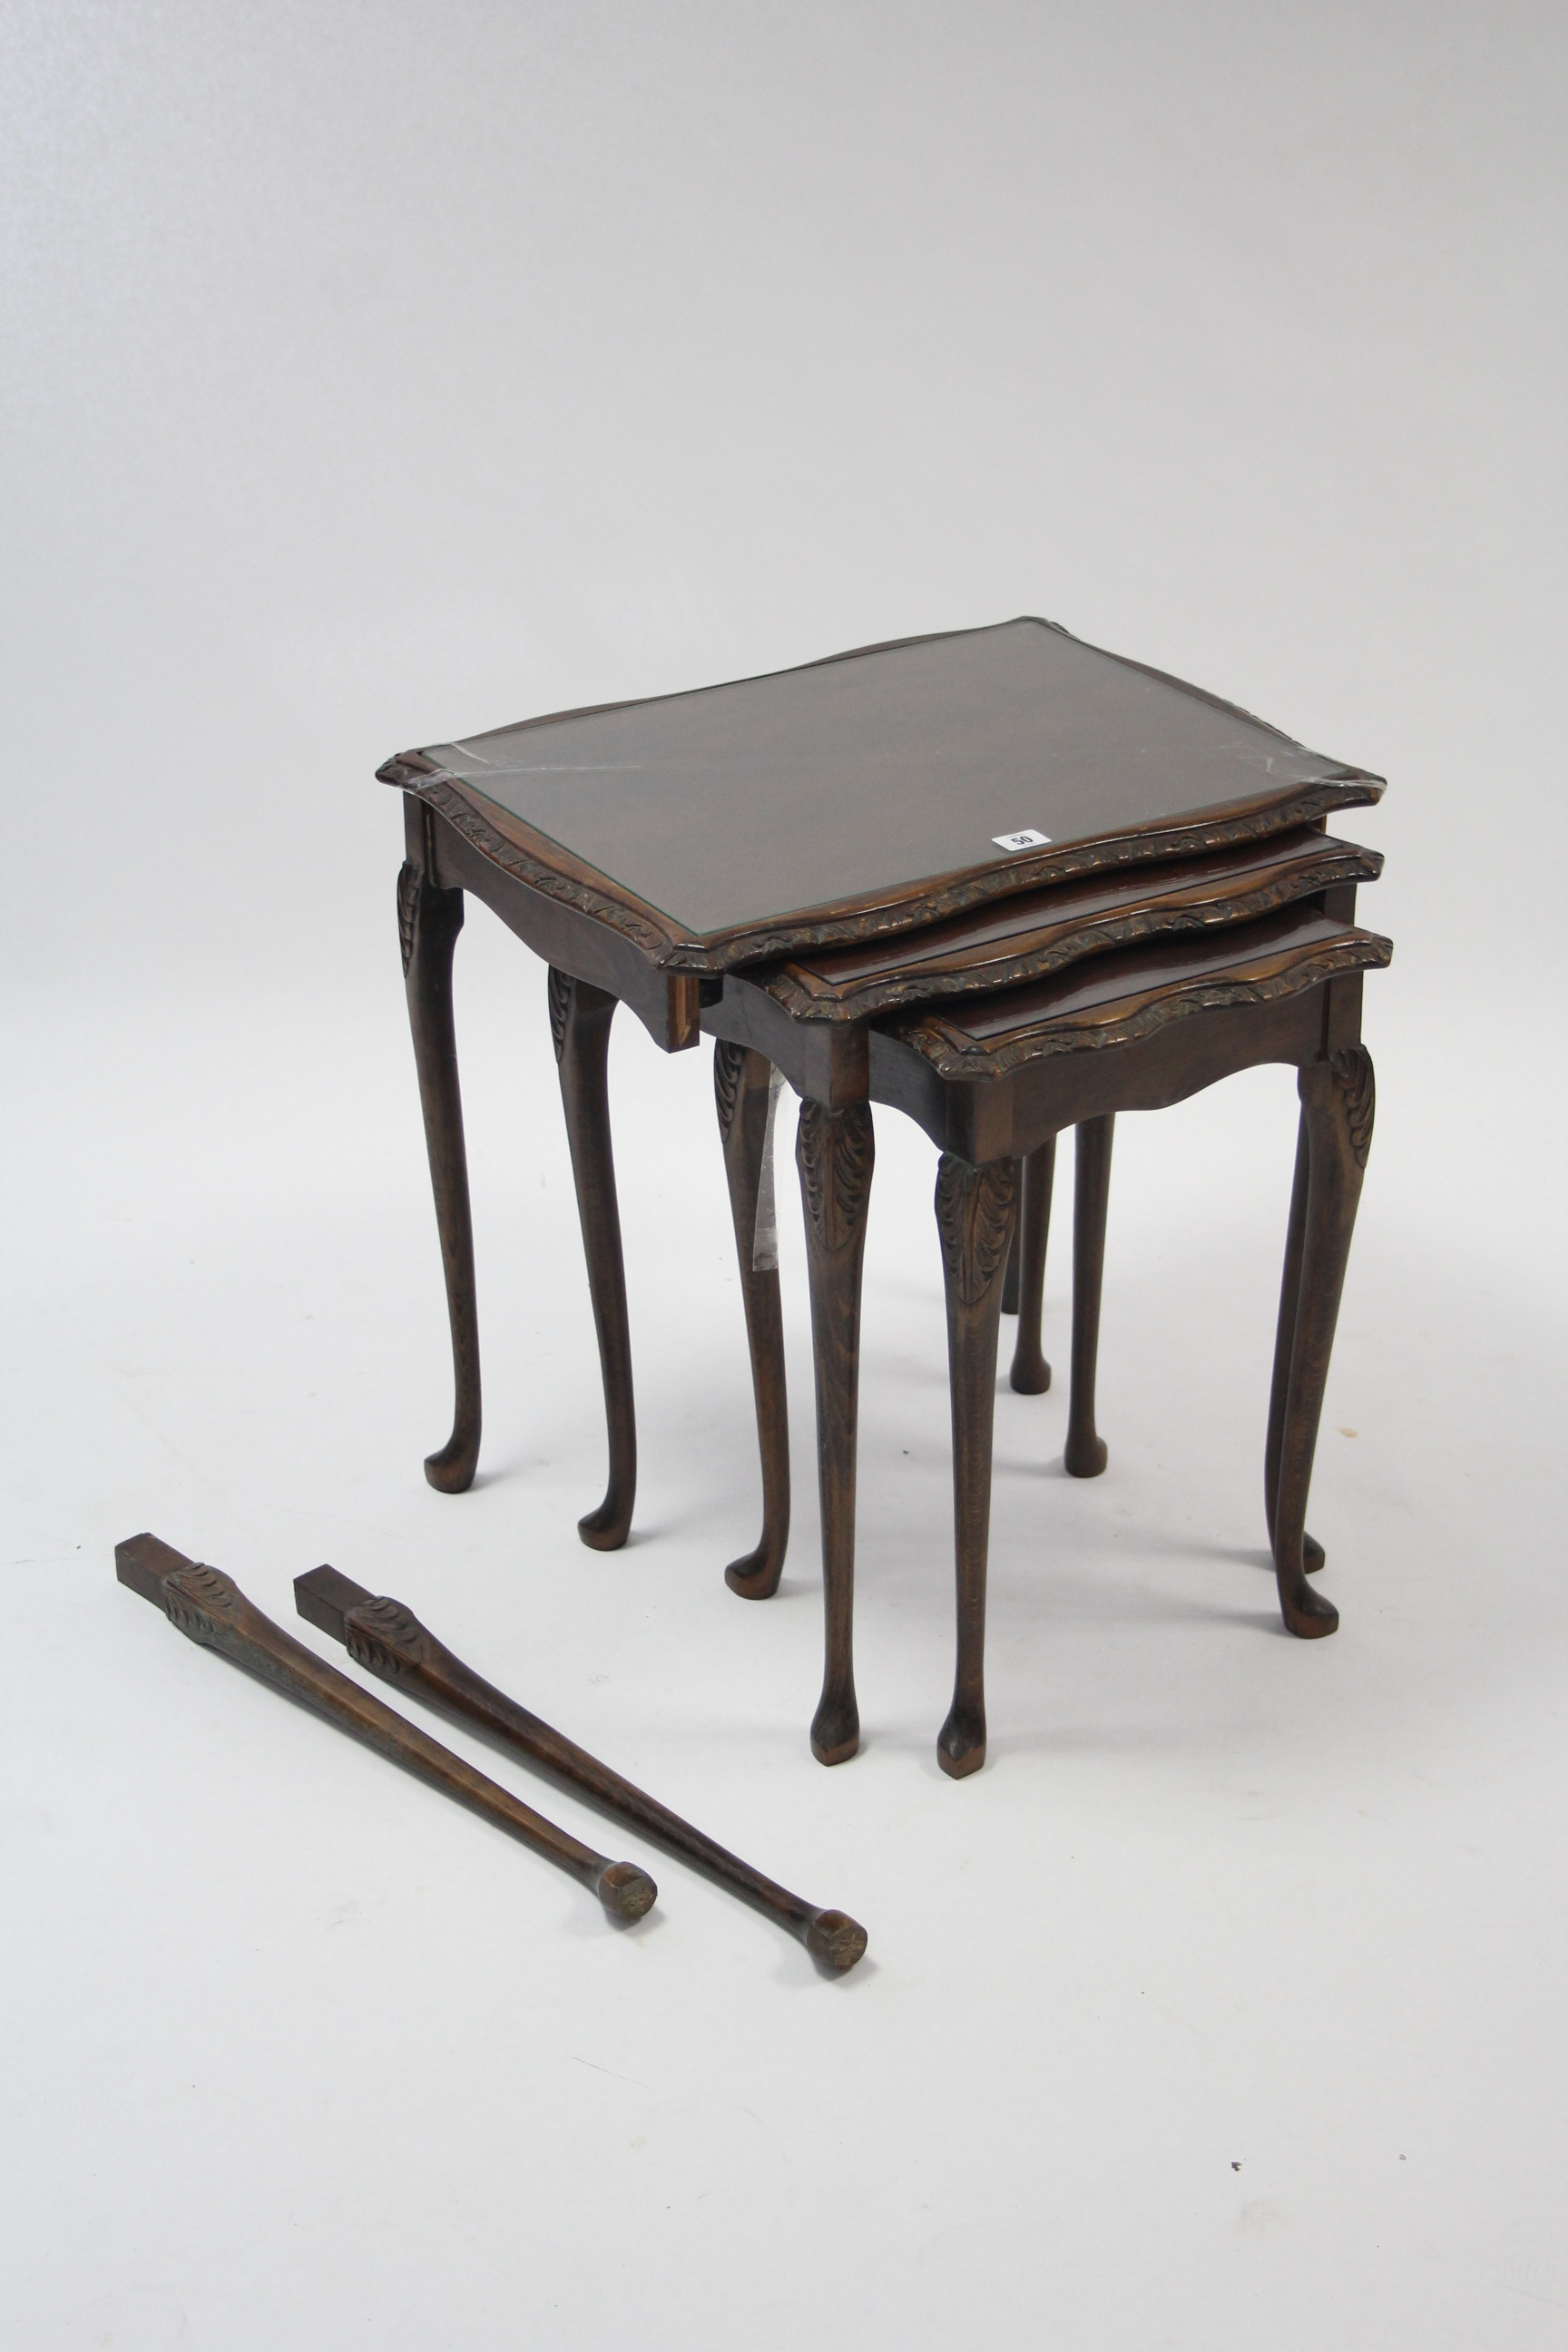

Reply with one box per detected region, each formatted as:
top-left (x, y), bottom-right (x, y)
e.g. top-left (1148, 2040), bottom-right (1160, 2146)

top-left (934, 1155), bottom-right (1017, 1779)
top-left (295, 1566), bottom-right (867, 1969)
top-left (1266, 1122), bottom-right (1328, 1578)
top-left (1269, 1048), bottom-right (1375, 1634)
top-left (549, 969), bottom-right (637, 1550)
top-left (832, 938), bottom-right (1384, 1769)
top-left (381, 623), bottom-right (1389, 1778)
top-left (415, 790), bottom-right (701, 1054)
top-left (867, 911), bottom-right (1390, 1169)
top-left (398, 856), bottom-right (482, 1493)
top-left (795, 1098), bottom-right (875, 1764)
top-left (381, 619), bottom-right (1385, 973)
top-left (1001, 1167), bottom-right (1024, 1316)
top-left (1009, 1137), bottom-right (1055, 1394)
top-left (880, 908), bottom-right (1391, 1089)
top-left (713, 1043), bottom-right (791, 1597)
top-left (760, 829), bottom-right (1383, 1020)
top-left (1064, 1117), bottom-right (1114, 1478)
top-left (117, 1535), bottom-right (656, 1921)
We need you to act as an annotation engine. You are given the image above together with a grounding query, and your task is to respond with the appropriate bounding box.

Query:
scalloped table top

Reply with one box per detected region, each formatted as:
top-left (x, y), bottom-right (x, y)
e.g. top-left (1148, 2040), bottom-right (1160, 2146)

top-left (381, 617), bottom-right (1384, 970)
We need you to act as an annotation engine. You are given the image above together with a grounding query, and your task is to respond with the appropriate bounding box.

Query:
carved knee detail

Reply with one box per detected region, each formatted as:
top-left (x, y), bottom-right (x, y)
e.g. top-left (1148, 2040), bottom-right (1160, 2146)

top-left (399, 858), bottom-right (464, 980)
top-left (935, 1155), bottom-right (1016, 1302)
top-left (1300, 1044), bottom-right (1375, 1167)
top-left (798, 1100), bottom-right (875, 1251)
top-left (713, 1037), bottom-right (746, 1139)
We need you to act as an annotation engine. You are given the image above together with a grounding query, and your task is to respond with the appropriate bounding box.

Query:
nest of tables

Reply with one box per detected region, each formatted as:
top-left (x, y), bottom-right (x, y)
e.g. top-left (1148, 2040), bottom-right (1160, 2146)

top-left (381, 617), bottom-right (1391, 1775)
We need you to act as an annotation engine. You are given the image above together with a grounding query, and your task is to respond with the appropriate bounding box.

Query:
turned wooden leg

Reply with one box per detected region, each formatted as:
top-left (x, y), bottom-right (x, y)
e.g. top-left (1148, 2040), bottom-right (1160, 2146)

top-left (399, 859), bottom-right (481, 1494)
top-left (1271, 1048), bottom-right (1374, 1637)
top-left (1063, 1115), bottom-right (1113, 1477)
top-left (714, 1042), bottom-right (791, 1599)
top-left (1000, 1161), bottom-right (1024, 1315)
top-left (1009, 1136), bottom-right (1055, 1394)
top-left (796, 1098), bottom-right (874, 1765)
top-left (935, 1155), bottom-right (1017, 1779)
top-left (550, 968), bottom-right (636, 1552)
top-left (1265, 1117), bottom-right (1327, 1575)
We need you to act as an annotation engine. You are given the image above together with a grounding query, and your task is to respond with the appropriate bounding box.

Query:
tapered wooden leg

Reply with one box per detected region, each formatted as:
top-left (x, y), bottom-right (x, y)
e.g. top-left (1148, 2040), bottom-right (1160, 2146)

top-left (1009, 1136), bottom-right (1055, 1394)
top-left (796, 1098), bottom-right (874, 1765)
top-left (935, 1155), bottom-right (1017, 1779)
top-left (550, 969), bottom-right (636, 1552)
top-left (1265, 1118), bottom-right (1327, 1575)
top-left (1271, 1048), bottom-right (1374, 1636)
top-left (1063, 1115), bottom-right (1113, 1477)
top-left (399, 859), bottom-right (481, 1494)
top-left (714, 1042), bottom-right (791, 1599)
top-left (1000, 1161), bottom-right (1024, 1315)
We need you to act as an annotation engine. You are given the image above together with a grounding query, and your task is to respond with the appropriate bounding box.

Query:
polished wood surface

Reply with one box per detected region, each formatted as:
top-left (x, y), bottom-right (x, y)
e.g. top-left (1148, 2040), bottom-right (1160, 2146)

top-left (382, 619), bottom-right (1384, 969)
top-left (1269, 1049), bottom-right (1375, 1635)
top-left (833, 957), bottom-right (1381, 1769)
top-left (796, 1099), bottom-right (875, 1765)
top-left (399, 858), bottom-right (482, 1492)
top-left (384, 622), bottom-right (1388, 1781)
top-left (714, 1043), bottom-right (791, 1598)
top-left (118, 1536), bottom-right (657, 1920)
top-left (296, 1566), bottom-right (867, 1970)
top-left (881, 906), bottom-right (1392, 1079)
top-left (760, 828), bottom-right (1381, 1019)
top-left (1008, 1137), bottom-right (1055, 1394)
top-left (1063, 1117), bottom-right (1113, 1479)
top-left (550, 969), bottom-right (637, 1550)
top-left (934, 1154), bottom-right (1017, 1778)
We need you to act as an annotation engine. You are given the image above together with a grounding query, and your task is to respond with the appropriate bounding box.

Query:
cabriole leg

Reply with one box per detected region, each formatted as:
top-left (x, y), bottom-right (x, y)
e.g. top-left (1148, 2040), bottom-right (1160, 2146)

top-left (550, 969), bottom-right (636, 1552)
top-left (935, 1155), bottom-right (1017, 1779)
top-left (1265, 1117), bottom-right (1327, 1575)
top-left (1271, 1049), bottom-right (1375, 1636)
top-left (714, 1043), bottom-right (791, 1598)
top-left (399, 858), bottom-right (481, 1494)
top-left (1009, 1136), bottom-right (1056, 1395)
top-left (797, 1099), bottom-right (875, 1765)
top-left (1063, 1115), bottom-right (1113, 1478)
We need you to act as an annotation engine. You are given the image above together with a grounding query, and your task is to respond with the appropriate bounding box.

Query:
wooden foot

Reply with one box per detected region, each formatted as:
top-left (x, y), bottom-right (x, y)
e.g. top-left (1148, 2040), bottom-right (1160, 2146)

top-left (399, 859), bottom-right (481, 1493)
top-left (714, 1043), bottom-right (791, 1598)
top-left (935, 1154), bottom-right (1016, 1779)
top-left (550, 969), bottom-right (636, 1551)
top-left (1063, 1115), bottom-right (1112, 1478)
top-left (1271, 1048), bottom-right (1374, 1636)
top-left (1009, 1136), bottom-right (1055, 1394)
top-left (1265, 1116), bottom-right (1327, 1574)
top-left (797, 1099), bottom-right (874, 1764)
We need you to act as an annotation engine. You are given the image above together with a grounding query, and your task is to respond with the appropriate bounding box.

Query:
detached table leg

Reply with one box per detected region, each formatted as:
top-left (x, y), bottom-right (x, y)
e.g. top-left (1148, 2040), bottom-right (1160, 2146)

top-left (935, 1154), bottom-right (1017, 1779)
top-left (797, 1098), bottom-right (874, 1765)
top-left (550, 969), bottom-right (636, 1552)
top-left (1271, 1048), bottom-right (1375, 1637)
top-left (399, 859), bottom-right (481, 1493)
top-left (1265, 1119), bottom-right (1328, 1576)
top-left (1008, 1136), bottom-right (1055, 1395)
top-left (1064, 1115), bottom-right (1113, 1477)
top-left (714, 1043), bottom-right (791, 1599)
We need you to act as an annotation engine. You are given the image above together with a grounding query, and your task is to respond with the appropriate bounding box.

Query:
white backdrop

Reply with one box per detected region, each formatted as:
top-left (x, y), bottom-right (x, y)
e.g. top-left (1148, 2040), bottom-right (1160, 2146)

top-left (4, 5), bottom-right (1565, 2346)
